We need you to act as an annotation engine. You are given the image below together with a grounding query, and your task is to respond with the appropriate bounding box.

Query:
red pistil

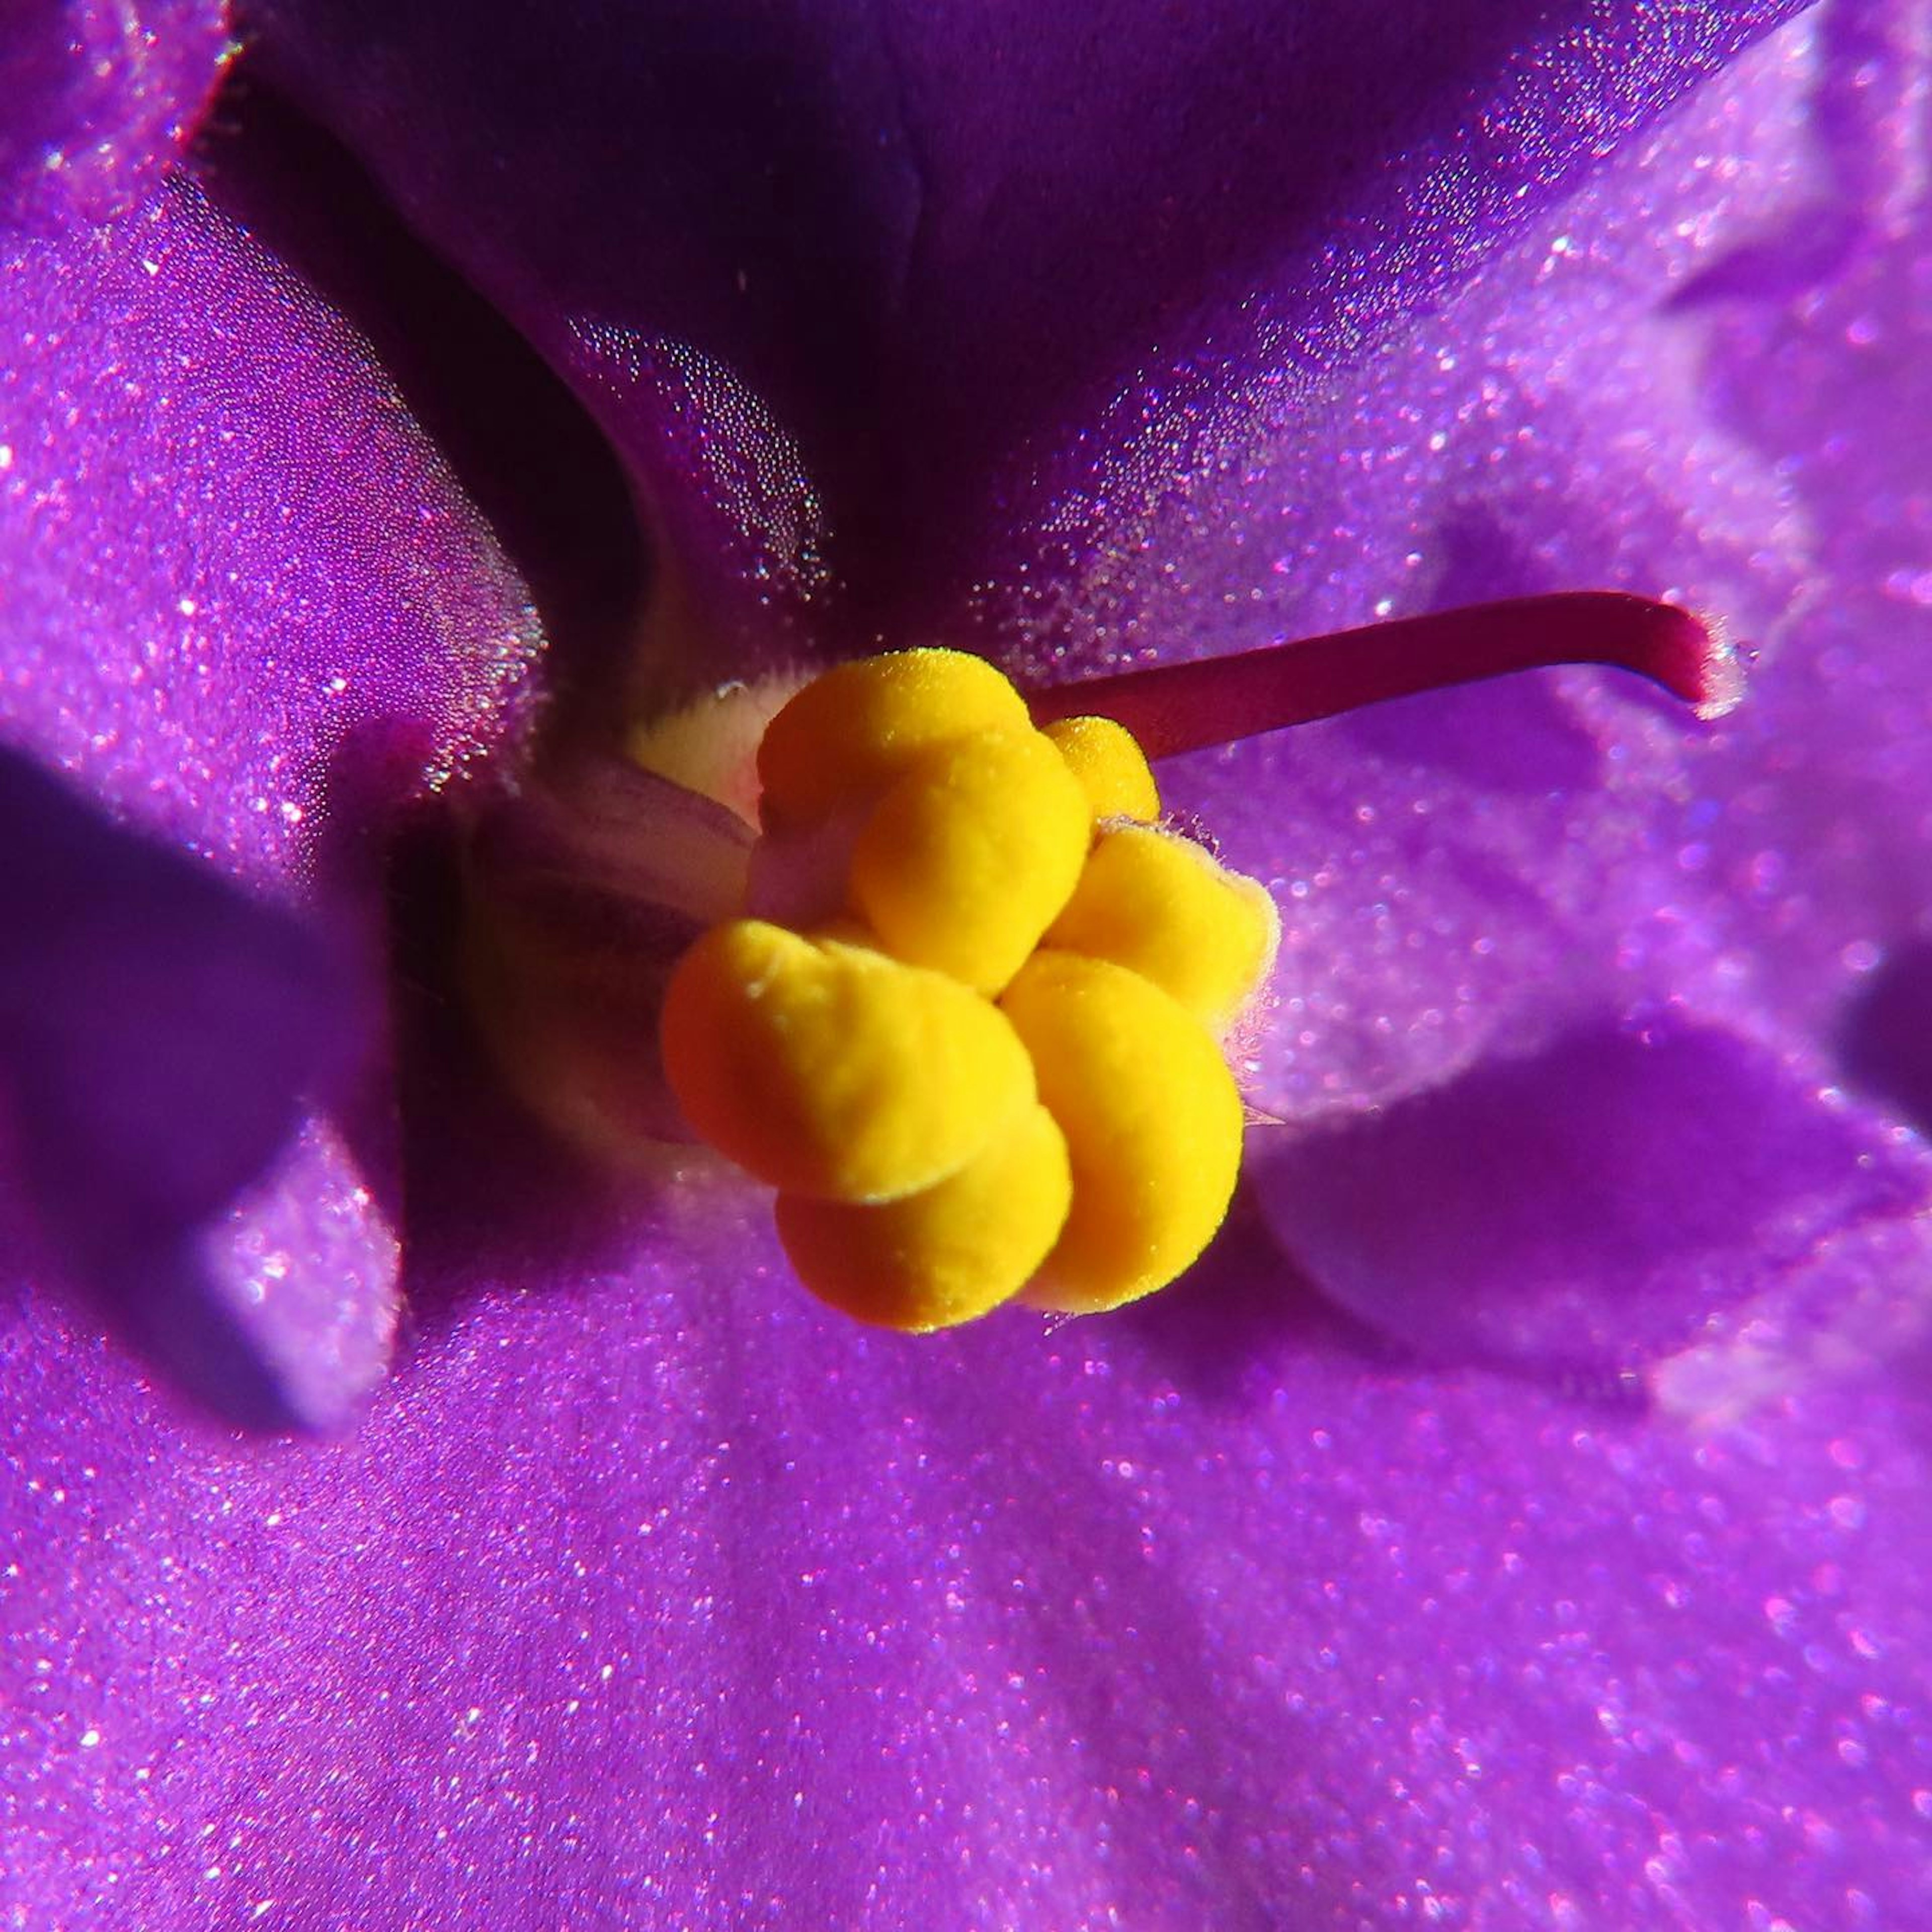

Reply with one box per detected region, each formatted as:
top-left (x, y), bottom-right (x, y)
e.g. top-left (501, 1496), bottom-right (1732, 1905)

top-left (1025, 593), bottom-right (1740, 760)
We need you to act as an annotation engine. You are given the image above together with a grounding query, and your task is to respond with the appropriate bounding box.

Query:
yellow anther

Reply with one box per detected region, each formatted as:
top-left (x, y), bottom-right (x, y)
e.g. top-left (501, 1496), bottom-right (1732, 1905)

top-left (625, 646), bottom-right (1282, 1329)
top-left (1043, 825), bottom-right (1280, 1034)
top-left (849, 728), bottom-right (1091, 994)
top-left (661, 920), bottom-right (1033, 1202)
top-left (1042, 715), bottom-right (1162, 824)
top-left (774, 1104), bottom-right (1072, 1332)
top-left (756, 649), bottom-right (1031, 829)
top-left (1000, 950), bottom-right (1243, 1313)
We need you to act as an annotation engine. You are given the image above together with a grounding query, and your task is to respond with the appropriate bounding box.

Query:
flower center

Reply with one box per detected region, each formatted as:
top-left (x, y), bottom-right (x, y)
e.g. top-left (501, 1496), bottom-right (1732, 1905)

top-left (465, 594), bottom-right (1736, 1335)
top-left (653, 649), bottom-right (1278, 1331)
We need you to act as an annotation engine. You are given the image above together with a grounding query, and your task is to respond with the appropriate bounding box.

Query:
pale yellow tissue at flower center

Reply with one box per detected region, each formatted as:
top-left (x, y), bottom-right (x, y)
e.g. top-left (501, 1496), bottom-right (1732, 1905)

top-left (1001, 949), bottom-right (1244, 1313)
top-left (660, 921), bottom-right (1034, 1202)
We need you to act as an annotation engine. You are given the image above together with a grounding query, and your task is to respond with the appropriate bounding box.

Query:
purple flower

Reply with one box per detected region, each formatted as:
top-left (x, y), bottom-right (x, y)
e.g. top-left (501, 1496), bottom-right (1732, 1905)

top-left (6, 1), bottom-right (1930, 1923)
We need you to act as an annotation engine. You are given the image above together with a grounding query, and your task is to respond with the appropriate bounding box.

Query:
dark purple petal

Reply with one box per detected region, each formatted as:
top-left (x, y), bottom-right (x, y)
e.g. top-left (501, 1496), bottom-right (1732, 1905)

top-left (243, 0), bottom-right (1808, 655)
top-left (0, 755), bottom-right (341, 1231)
top-left (0, 752), bottom-right (386, 1429)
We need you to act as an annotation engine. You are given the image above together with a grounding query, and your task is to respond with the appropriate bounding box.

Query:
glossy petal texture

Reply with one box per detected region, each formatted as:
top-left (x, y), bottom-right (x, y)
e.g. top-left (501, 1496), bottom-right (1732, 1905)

top-left (12, 7), bottom-right (1932, 1932)
top-left (0, 180), bottom-right (542, 871)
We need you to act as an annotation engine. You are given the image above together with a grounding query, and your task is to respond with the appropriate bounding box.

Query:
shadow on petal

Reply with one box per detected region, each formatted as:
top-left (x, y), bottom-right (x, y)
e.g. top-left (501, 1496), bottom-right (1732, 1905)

top-left (1337, 668), bottom-right (1603, 798)
top-left (1333, 519), bottom-right (1605, 795)
top-left (1111, 1189), bottom-right (1390, 1405)
top-left (1248, 1014), bottom-right (1927, 1384)
top-left (1837, 938), bottom-right (1932, 1138)
top-left (382, 816), bottom-right (701, 1342)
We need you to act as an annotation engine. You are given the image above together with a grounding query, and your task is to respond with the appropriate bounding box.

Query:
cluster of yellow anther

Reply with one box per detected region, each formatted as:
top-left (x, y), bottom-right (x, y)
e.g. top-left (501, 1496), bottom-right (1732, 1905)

top-left (659, 650), bottom-right (1279, 1332)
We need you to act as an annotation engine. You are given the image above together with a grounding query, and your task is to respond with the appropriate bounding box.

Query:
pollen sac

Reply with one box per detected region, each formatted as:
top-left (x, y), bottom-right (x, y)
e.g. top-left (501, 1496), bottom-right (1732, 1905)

top-left (774, 1104), bottom-right (1072, 1332)
top-left (1000, 950), bottom-right (1245, 1314)
top-left (1041, 715), bottom-right (1161, 824)
top-left (849, 728), bottom-right (1090, 994)
top-left (649, 646), bottom-right (1278, 1333)
top-left (756, 649), bottom-right (1031, 830)
top-left (1043, 824), bottom-right (1279, 1035)
top-left (660, 921), bottom-right (1034, 1202)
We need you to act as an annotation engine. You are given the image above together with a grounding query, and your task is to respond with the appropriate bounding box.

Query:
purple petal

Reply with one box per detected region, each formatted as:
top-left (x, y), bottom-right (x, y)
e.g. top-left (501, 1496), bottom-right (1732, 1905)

top-left (0, 751), bottom-right (387, 1429)
top-left (0, 176), bottom-right (543, 872)
top-left (5, 1190), bottom-right (1930, 1922)
top-left (8, 4), bottom-right (1932, 1924)
top-left (1, 0), bottom-right (230, 221)
top-left (984, 15), bottom-right (1821, 1120)
top-left (0, 755), bottom-right (344, 1231)
top-left (0, 169), bottom-right (542, 1410)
